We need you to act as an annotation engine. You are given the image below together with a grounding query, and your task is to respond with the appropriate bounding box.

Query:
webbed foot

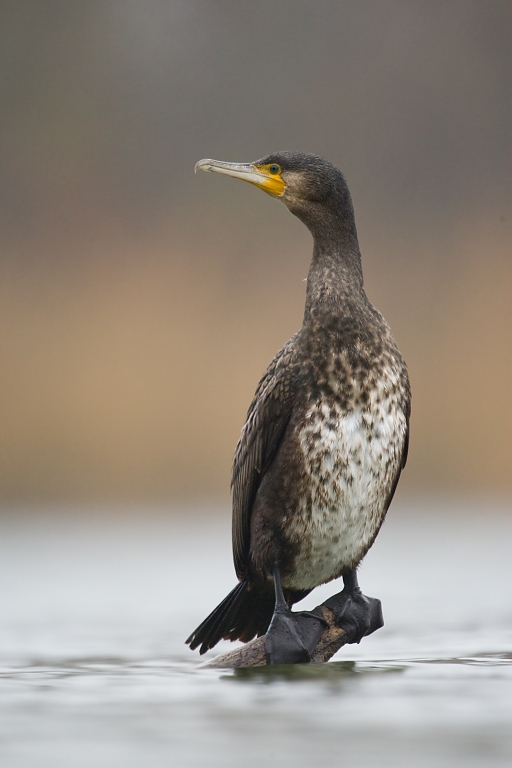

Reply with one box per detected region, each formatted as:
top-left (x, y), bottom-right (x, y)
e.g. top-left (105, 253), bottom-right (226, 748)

top-left (265, 609), bottom-right (311, 664)
top-left (265, 567), bottom-right (328, 665)
top-left (324, 570), bottom-right (383, 643)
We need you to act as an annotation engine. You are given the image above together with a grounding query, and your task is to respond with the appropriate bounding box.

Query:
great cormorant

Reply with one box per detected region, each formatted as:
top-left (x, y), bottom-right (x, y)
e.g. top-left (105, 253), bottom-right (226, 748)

top-left (186, 152), bottom-right (410, 664)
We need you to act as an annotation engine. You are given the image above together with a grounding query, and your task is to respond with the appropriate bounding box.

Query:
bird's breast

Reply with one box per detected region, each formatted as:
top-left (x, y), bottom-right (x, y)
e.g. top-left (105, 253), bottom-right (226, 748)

top-left (282, 371), bottom-right (407, 590)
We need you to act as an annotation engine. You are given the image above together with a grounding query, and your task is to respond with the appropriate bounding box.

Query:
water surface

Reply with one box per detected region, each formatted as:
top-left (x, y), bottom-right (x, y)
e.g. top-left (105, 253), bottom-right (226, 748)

top-left (1, 499), bottom-right (511, 767)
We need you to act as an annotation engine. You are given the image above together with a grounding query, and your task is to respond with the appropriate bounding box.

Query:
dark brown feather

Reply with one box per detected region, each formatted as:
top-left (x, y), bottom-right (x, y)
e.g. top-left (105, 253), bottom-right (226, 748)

top-left (231, 333), bottom-right (300, 578)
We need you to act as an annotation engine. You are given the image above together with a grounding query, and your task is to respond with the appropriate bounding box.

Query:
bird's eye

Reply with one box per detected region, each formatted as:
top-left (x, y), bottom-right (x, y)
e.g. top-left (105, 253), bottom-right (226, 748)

top-left (269, 164), bottom-right (281, 175)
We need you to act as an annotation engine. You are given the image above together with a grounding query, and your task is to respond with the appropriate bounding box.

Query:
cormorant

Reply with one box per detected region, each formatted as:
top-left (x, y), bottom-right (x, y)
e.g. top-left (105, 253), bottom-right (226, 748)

top-left (186, 152), bottom-right (410, 664)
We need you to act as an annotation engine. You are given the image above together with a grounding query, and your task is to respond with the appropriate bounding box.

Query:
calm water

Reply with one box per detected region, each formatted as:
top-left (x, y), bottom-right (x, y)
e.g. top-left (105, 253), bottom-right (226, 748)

top-left (1, 499), bottom-right (511, 768)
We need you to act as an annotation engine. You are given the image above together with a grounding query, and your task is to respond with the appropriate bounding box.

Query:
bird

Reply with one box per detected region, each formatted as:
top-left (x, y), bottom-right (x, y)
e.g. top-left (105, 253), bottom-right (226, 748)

top-left (186, 152), bottom-right (410, 664)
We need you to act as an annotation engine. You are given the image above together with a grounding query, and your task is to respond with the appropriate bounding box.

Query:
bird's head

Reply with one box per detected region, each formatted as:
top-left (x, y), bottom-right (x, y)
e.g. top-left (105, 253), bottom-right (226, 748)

top-left (195, 151), bottom-right (355, 238)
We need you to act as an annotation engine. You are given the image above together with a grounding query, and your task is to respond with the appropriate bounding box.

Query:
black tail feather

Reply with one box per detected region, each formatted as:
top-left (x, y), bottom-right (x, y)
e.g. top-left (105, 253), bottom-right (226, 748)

top-left (191, 582), bottom-right (245, 652)
top-left (186, 581), bottom-right (275, 655)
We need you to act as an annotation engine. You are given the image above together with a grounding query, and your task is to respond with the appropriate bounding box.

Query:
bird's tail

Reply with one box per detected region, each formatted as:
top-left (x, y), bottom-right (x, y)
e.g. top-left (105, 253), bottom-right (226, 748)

top-left (186, 580), bottom-right (275, 655)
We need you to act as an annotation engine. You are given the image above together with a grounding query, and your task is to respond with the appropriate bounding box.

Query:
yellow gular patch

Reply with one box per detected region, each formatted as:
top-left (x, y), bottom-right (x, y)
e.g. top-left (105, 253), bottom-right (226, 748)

top-left (251, 164), bottom-right (286, 196)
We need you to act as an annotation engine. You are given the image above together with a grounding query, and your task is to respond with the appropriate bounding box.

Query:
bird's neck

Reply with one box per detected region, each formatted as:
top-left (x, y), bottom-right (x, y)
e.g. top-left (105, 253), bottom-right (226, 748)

top-left (303, 229), bottom-right (365, 326)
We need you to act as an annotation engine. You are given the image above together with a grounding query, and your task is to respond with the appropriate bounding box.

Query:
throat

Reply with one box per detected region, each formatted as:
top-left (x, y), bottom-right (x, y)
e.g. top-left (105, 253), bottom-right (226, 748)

top-left (303, 238), bottom-right (365, 324)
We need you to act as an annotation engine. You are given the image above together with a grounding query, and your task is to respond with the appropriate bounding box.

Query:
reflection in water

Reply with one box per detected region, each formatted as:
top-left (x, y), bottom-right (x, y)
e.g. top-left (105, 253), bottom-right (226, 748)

top-left (1, 500), bottom-right (511, 767)
top-left (229, 659), bottom-right (405, 683)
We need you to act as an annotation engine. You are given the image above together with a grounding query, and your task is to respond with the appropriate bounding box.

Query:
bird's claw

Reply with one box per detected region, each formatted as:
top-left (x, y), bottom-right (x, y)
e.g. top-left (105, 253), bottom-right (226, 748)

top-left (324, 589), bottom-right (383, 643)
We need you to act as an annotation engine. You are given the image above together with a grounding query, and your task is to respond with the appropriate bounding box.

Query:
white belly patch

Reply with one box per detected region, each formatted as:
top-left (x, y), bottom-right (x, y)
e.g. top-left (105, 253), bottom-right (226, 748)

top-left (286, 382), bottom-right (407, 590)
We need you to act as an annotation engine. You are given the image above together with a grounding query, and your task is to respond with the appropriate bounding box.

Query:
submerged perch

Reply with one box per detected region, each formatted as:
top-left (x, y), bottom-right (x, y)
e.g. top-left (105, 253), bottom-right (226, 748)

top-left (199, 601), bottom-right (372, 669)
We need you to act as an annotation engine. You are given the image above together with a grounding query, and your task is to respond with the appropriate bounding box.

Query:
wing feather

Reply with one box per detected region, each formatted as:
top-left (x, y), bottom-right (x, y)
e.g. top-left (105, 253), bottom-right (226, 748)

top-left (231, 334), bottom-right (300, 578)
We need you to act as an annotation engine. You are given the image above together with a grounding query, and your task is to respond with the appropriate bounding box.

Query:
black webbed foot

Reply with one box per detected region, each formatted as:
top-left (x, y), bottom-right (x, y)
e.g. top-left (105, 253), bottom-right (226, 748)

top-left (265, 609), bottom-right (311, 665)
top-left (265, 567), bottom-right (328, 665)
top-left (324, 570), bottom-right (383, 644)
top-left (293, 608), bottom-right (329, 653)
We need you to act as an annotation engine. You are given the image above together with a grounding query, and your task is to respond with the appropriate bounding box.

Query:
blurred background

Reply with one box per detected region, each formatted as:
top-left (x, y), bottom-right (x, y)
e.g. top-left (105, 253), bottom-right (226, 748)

top-left (0, 0), bottom-right (510, 504)
top-left (1, 4), bottom-right (511, 767)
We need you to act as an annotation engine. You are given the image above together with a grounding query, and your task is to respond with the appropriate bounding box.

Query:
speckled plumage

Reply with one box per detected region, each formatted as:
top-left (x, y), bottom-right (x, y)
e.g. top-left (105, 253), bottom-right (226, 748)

top-left (243, 289), bottom-right (409, 594)
top-left (187, 152), bottom-right (411, 654)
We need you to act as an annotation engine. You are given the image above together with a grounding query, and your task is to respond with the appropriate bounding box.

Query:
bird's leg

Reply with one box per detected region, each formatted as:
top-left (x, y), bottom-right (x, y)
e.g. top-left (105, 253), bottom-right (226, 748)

top-left (324, 570), bottom-right (384, 643)
top-left (265, 565), bottom-right (327, 665)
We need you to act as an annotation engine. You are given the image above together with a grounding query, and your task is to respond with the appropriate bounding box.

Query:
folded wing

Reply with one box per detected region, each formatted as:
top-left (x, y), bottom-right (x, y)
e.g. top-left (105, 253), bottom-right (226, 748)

top-left (231, 334), bottom-right (300, 579)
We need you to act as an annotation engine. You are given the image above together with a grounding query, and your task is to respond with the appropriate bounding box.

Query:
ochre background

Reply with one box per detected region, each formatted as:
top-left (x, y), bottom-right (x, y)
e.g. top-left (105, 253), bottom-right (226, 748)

top-left (1, 1), bottom-right (510, 502)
